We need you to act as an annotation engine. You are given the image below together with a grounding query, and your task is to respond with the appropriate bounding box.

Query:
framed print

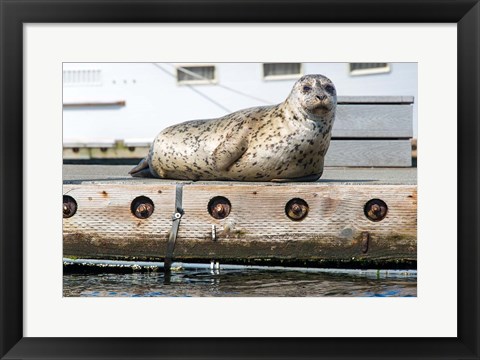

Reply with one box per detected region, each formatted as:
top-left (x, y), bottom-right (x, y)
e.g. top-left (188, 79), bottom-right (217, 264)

top-left (61, 61), bottom-right (419, 299)
top-left (1, 0), bottom-right (479, 359)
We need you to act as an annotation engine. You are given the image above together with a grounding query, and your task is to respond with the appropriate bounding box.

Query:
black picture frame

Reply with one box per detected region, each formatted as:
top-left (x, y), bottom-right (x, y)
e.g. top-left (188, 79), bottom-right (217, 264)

top-left (1, 1), bottom-right (479, 359)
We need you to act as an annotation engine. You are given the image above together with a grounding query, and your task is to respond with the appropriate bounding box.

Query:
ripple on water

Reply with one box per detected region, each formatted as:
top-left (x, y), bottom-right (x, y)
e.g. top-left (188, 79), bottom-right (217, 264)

top-left (63, 269), bottom-right (417, 297)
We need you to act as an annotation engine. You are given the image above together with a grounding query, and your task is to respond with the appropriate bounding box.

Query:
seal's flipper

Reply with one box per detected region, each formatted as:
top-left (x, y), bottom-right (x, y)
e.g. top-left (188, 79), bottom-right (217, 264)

top-left (129, 158), bottom-right (154, 178)
top-left (212, 129), bottom-right (249, 171)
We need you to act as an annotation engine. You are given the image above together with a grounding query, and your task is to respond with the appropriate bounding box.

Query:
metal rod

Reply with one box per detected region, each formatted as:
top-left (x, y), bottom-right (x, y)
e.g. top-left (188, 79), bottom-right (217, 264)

top-left (63, 258), bottom-right (417, 278)
top-left (63, 101), bottom-right (126, 108)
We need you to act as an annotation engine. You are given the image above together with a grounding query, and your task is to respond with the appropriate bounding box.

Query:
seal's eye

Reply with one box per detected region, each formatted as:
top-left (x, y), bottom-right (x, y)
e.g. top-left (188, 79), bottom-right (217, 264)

top-left (325, 84), bottom-right (335, 94)
top-left (303, 85), bottom-right (312, 92)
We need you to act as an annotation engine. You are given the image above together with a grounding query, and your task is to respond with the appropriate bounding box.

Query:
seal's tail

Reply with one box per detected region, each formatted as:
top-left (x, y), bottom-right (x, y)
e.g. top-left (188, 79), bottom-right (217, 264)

top-left (129, 157), bottom-right (154, 178)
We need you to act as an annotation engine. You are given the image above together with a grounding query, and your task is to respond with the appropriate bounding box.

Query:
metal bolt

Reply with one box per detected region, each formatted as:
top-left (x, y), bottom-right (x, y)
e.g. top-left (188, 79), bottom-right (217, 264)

top-left (214, 204), bottom-right (226, 217)
top-left (211, 224), bottom-right (216, 241)
top-left (208, 196), bottom-right (231, 219)
top-left (364, 199), bottom-right (388, 222)
top-left (128, 147), bottom-right (136, 152)
top-left (131, 196), bottom-right (154, 219)
top-left (285, 198), bottom-right (309, 221)
top-left (136, 203), bottom-right (153, 218)
top-left (63, 195), bottom-right (77, 218)
top-left (361, 231), bottom-right (370, 253)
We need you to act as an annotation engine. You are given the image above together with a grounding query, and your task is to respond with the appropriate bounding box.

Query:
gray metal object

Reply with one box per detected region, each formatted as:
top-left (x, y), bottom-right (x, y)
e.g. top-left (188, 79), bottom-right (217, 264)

top-left (63, 257), bottom-right (417, 279)
top-left (164, 184), bottom-right (184, 272)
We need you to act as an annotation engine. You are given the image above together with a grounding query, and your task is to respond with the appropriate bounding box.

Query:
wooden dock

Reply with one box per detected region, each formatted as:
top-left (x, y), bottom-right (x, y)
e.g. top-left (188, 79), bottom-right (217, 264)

top-left (63, 165), bottom-right (417, 269)
top-left (63, 96), bottom-right (416, 268)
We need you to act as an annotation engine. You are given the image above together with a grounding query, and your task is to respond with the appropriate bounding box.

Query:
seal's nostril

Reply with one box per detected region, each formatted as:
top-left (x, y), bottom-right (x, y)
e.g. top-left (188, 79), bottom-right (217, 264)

top-left (316, 94), bottom-right (326, 101)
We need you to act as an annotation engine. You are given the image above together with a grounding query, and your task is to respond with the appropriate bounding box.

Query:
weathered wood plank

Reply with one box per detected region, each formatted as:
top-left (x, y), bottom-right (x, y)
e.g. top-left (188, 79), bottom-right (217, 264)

top-left (333, 104), bottom-right (413, 138)
top-left (177, 184), bottom-right (416, 261)
top-left (63, 184), bottom-right (176, 259)
top-left (63, 182), bottom-right (416, 266)
top-left (63, 148), bottom-right (91, 160)
top-left (337, 96), bottom-right (414, 104)
top-left (325, 140), bottom-right (412, 167)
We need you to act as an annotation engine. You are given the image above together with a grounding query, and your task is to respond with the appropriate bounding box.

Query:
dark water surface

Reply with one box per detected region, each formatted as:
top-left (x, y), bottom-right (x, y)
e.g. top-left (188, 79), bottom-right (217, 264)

top-left (63, 267), bottom-right (416, 297)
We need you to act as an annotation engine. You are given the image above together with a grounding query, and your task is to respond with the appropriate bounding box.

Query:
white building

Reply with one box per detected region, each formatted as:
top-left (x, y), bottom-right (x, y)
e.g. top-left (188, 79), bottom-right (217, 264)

top-left (63, 62), bottom-right (417, 144)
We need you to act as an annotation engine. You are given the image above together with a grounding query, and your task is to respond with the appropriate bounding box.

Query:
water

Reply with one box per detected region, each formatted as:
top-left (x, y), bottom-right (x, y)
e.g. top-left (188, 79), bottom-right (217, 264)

top-left (63, 266), bottom-right (416, 297)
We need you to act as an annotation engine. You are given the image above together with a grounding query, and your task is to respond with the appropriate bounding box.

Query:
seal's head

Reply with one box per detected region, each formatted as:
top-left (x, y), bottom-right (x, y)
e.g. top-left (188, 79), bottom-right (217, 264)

top-left (289, 74), bottom-right (337, 118)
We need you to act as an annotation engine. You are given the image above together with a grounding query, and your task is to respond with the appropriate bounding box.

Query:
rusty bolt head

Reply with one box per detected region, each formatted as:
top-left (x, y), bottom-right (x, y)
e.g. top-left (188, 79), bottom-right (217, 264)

top-left (135, 203), bottom-right (154, 218)
top-left (364, 199), bottom-right (388, 222)
top-left (131, 196), bottom-right (154, 219)
top-left (63, 195), bottom-right (77, 218)
top-left (214, 203), bottom-right (226, 216)
top-left (208, 196), bottom-right (231, 219)
top-left (285, 198), bottom-right (309, 221)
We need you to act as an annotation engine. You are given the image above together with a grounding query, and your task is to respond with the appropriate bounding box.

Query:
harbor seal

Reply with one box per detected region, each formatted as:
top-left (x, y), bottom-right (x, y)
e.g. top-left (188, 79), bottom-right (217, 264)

top-left (130, 74), bottom-right (336, 181)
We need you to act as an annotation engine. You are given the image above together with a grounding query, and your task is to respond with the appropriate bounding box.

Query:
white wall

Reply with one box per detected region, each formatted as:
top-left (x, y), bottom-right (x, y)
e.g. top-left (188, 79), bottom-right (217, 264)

top-left (62, 62), bottom-right (418, 141)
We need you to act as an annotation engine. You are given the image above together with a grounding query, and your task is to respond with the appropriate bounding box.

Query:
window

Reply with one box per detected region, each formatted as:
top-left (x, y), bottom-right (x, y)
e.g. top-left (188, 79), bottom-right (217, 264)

top-left (176, 65), bottom-right (216, 85)
top-left (349, 63), bottom-right (390, 76)
top-left (63, 69), bottom-right (102, 86)
top-left (263, 63), bottom-right (302, 80)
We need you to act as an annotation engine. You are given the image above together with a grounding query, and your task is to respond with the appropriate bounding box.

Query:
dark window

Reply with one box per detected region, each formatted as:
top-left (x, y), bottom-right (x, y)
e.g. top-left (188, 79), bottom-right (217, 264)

top-left (177, 65), bottom-right (216, 84)
top-left (263, 63), bottom-right (302, 78)
top-left (350, 63), bottom-right (390, 75)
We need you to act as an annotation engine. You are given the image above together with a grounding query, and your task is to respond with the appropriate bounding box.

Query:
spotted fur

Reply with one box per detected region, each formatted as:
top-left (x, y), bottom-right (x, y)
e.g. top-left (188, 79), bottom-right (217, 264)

top-left (129, 74), bottom-right (336, 181)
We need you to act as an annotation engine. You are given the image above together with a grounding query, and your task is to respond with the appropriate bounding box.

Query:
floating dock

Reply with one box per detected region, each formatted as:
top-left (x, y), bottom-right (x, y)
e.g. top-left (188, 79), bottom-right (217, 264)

top-left (63, 96), bottom-right (416, 269)
top-left (63, 165), bottom-right (417, 269)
